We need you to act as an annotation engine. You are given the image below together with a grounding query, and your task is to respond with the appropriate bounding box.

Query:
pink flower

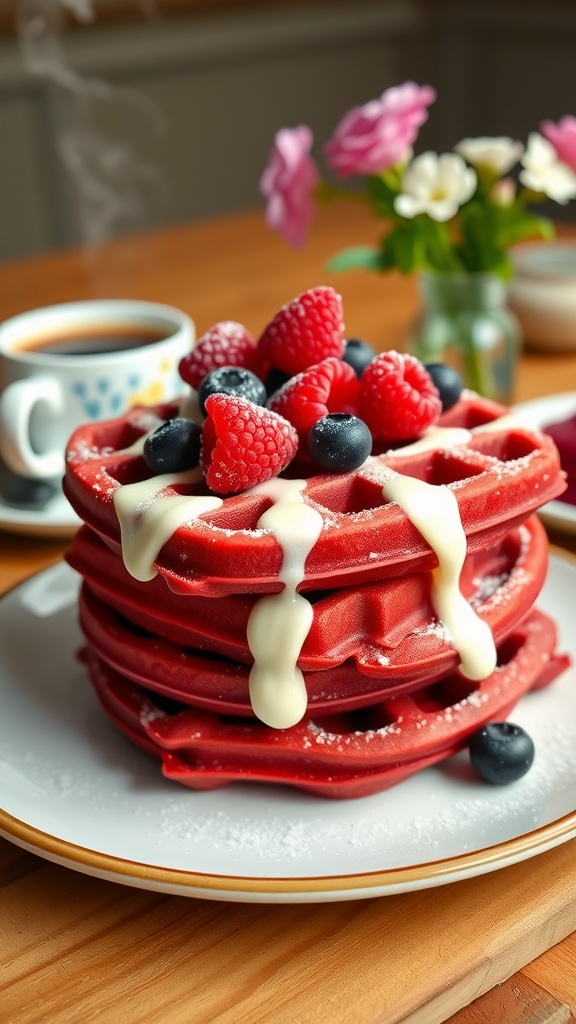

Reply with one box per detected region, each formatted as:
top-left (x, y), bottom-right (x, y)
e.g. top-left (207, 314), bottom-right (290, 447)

top-left (324, 82), bottom-right (436, 179)
top-left (541, 116), bottom-right (576, 172)
top-left (260, 126), bottom-right (319, 249)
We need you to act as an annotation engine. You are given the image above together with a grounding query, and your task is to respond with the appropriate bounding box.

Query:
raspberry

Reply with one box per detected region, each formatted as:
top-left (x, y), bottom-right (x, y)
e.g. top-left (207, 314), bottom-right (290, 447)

top-left (268, 356), bottom-right (360, 441)
top-left (201, 393), bottom-right (298, 494)
top-left (179, 321), bottom-right (255, 390)
top-left (358, 351), bottom-right (442, 442)
top-left (256, 286), bottom-right (345, 376)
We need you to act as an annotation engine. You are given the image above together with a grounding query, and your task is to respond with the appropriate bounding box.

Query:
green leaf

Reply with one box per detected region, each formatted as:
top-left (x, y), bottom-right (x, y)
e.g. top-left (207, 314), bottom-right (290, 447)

top-left (389, 226), bottom-right (418, 274)
top-left (325, 246), bottom-right (383, 273)
top-left (496, 213), bottom-right (554, 249)
top-left (365, 175), bottom-right (398, 217)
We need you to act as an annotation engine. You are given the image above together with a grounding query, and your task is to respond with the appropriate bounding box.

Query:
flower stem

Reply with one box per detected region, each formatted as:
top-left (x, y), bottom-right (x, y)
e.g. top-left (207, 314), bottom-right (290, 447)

top-left (461, 337), bottom-right (493, 397)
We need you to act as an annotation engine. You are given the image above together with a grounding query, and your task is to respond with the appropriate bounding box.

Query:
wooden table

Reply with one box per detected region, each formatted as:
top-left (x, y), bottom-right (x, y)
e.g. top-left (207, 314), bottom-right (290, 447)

top-left (1, 204), bottom-right (576, 1023)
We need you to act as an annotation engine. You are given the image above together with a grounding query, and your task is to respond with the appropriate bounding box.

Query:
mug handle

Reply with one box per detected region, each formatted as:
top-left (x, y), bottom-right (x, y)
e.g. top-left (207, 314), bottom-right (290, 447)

top-left (0, 376), bottom-right (65, 479)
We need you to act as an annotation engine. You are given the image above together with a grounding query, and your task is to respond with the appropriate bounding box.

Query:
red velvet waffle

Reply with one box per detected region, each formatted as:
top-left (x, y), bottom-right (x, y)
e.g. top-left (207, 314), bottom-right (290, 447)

top-left (70, 515), bottom-right (549, 713)
top-left (63, 389), bottom-right (570, 798)
top-left (64, 394), bottom-right (566, 596)
top-left (83, 609), bottom-right (568, 798)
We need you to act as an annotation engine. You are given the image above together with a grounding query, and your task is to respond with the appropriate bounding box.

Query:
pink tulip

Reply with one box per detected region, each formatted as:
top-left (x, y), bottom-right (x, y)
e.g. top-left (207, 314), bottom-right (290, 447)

top-left (324, 82), bottom-right (436, 179)
top-left (541, 116), bottom-right (576, 172)
top-left (260, 125), bottom-right (319, 249)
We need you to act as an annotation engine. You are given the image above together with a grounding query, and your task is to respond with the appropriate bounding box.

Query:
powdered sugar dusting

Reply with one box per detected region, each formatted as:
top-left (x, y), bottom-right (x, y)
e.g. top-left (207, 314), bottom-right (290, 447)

top-left (148, 721), bottom-right (576, 864)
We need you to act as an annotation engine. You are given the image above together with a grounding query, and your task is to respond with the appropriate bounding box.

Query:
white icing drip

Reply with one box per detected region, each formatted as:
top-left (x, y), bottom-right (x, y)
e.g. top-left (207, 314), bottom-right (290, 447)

top-left (382, 472), bottom-right (497, 681)
top-left (118, 433), bottom-right (150, 457)
top-left (385, 425), bottom-right (472, 456)
top-left (472, 413), bottom-right (523, 434)
top-left (113, 467), bottom-right (222, 581)
top-left (246, 479), bottom-right (323, 729)
top-left (110, 416), bottom-right (501, 730)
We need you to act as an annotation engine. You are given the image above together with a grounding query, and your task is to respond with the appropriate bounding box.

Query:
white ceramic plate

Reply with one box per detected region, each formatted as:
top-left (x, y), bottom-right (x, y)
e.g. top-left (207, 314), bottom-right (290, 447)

top-left (513, 392), bottom-right (576, 536)
top-left (0, 487), bottom-right (80, 538)
top-left (0, 561), bottom-right (575, 904)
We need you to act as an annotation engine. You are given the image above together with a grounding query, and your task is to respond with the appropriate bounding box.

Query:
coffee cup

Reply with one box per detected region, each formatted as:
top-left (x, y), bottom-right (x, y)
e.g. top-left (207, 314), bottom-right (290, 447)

top-left (0, 299), bottom-right (194, 486)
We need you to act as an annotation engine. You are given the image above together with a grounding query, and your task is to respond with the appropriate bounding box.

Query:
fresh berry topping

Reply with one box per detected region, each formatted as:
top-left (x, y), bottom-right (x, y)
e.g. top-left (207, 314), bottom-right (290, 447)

top-left (469, 722), bottom-right (535, 785)
top-left (359, 350), bottom-right (442, 442)
top-left (268, 357), bottom-right (360, 442)
top-left (179, 321), bottom-right (255, 390)
top-left (198, 366), bottom-right (267, 415)
top-left (143, 418), bottom-right (202, 475)
top-left (256, 286), bottom-right (345, 376)
top-left (342, 338), bottom-right (377, 377)
top-left (308, 413), bottom-right (372, 472)
top-left (201, 394), bottom-right (298, 494)
top-left (264, 366), bottom-right (292, 397)
top-left (424, 362), bottom-right (463, 411)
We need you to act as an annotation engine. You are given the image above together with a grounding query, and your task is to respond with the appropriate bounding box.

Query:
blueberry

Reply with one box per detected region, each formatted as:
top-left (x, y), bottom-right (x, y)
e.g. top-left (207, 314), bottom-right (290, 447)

top-left (143, 417), bottom-right (202, 475)
top-left (264, 366), bottom-right (292, 397)
top-left (342, 338), bottom-right (376, 377)
top-left (198, 366), bottom-right (267, 414)
top-left (308, 413), bottom-right (372, 472)
top-left (424, 363), bottom-right (463, 411)
top-left (469, 722), bottom-right (535, 785)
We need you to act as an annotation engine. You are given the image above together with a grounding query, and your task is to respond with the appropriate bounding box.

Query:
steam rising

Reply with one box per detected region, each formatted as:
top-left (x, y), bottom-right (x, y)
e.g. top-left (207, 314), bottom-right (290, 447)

top-left (17, 0), bottom-right (167, 245)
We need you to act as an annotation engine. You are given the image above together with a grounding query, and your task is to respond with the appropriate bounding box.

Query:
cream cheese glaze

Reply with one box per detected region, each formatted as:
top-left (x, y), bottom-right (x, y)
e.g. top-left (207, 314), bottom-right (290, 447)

top-left (111, 419), bottom-right (502, 727)
top-left (113, 468), bottom-right (223, 582)
top-left (247, 479), bottom-right (323, 728)
top-left (380, 470), bottom-right (497, 680)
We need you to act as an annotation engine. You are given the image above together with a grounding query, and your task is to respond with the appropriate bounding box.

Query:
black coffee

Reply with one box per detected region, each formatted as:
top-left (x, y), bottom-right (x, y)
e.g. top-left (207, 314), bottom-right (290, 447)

top-left (17, 323), bottom-right (173, 357)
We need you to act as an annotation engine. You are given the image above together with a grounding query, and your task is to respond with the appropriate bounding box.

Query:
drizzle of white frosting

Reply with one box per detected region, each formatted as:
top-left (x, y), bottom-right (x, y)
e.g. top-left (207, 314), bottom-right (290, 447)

top-left (472, 412), bottom-right (523, 434)
top-left (110, 420), bottom-right (500, 730)
top-left (113, 467), bottom-right (222, 581)
top-left (246, 479), bottom-right (323, 729)
top-left (118, 434), bottom-right (149, 457)
top-left (386, 425), bottom-right (472, 456)
top-left (381, 471), bottom-right (497, 680)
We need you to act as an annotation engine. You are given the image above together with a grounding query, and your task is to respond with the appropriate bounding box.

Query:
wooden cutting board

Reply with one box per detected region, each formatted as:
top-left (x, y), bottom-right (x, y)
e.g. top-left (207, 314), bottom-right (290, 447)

top-left (2, 833), bottom-right (576, 1024)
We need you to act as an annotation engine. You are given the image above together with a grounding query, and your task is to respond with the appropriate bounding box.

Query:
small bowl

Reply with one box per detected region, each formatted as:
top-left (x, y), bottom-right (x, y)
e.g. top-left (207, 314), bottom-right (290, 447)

top-left (508, 241), bottom-right (576, 352)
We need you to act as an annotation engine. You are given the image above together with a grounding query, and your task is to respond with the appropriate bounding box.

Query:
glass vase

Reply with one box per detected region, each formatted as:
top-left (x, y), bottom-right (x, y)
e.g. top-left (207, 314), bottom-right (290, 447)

top-left (408, 271), bottom-right (521, 404)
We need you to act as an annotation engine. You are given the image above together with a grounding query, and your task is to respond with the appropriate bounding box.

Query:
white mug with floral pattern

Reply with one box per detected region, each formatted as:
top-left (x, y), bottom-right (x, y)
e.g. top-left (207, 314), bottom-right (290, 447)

top-left (0, 299), bottom-right (194, 483)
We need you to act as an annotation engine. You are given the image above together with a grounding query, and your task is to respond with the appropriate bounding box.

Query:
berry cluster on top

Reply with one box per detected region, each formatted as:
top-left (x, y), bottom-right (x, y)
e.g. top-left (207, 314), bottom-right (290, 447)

top-left (146, 285), bottom-right (463, 496)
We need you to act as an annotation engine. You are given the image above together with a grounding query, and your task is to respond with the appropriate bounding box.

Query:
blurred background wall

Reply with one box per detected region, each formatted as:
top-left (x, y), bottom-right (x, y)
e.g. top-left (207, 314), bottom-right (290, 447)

top-left (0, 0), bottom-right (575, 262)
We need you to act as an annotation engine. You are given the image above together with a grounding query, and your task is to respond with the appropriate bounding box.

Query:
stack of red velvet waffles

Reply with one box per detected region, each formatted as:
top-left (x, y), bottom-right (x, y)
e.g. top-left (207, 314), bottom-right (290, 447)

top-left (63, 288), bottom-right (569, 798)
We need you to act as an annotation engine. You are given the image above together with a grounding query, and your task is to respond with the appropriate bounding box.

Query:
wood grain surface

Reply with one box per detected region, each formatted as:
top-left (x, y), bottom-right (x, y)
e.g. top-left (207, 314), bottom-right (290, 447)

top-left (1, 205), bottom-right (576, 1024)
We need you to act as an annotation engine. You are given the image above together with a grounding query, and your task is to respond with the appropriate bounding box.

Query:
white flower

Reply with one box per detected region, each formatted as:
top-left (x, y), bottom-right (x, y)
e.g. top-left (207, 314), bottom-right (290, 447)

top-left (520, 132), bottom-right (576, 204)
top-left (394, 152), bottom-right (477, 222)
top-left (490, 177), bottom-right (516, 206)
top-left (455, 136), bottom-right (523, 175)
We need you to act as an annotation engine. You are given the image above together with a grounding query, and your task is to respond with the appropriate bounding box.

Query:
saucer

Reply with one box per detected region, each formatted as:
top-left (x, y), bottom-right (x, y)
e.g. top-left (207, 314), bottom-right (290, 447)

top-left (0, 486), bottom-right (80, 538)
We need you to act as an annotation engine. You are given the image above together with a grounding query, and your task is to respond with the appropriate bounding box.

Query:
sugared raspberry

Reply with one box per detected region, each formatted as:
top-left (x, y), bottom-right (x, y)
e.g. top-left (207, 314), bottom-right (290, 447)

top-left (179, 321), bottom-right (256, 390)
top-left (256, 286), bottom-right (345, 376)
top-left (268, 356), bottom-right (360, 441)
top-left (358, 351), bottom-right (442, 442)
top-left (201, 394), bottom-right (298, 494)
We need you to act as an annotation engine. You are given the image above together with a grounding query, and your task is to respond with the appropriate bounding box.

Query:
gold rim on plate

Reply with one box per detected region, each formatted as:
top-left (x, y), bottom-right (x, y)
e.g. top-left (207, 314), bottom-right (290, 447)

top-left (2, 806), bottom-right (576, 895)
